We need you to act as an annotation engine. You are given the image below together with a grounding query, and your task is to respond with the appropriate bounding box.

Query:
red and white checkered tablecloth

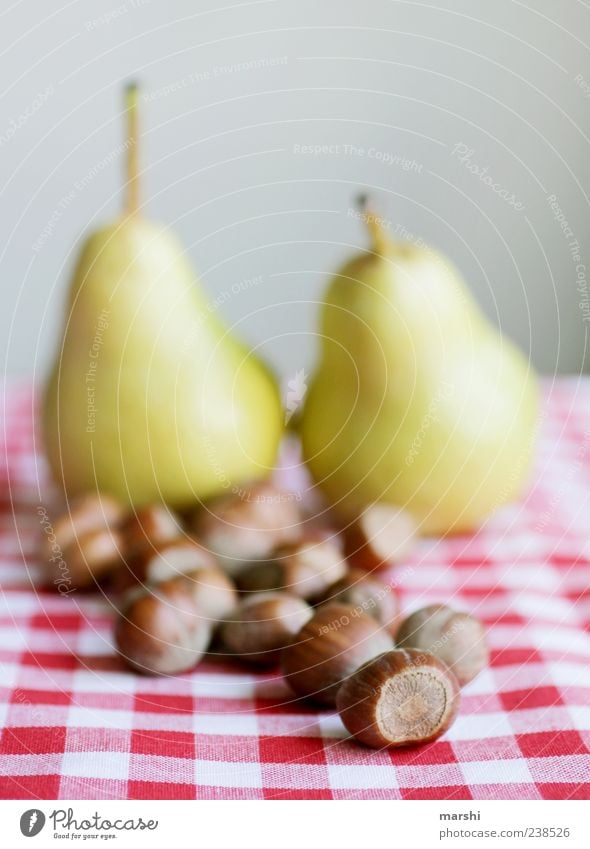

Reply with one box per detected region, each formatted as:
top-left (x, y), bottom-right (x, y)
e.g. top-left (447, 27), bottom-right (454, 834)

top-left (0, 379), bottom-right (589, 801)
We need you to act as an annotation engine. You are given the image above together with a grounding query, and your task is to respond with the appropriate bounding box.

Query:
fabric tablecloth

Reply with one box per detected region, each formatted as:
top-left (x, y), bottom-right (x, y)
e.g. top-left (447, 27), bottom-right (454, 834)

top-left (0, 379), bottom-right (589, 800)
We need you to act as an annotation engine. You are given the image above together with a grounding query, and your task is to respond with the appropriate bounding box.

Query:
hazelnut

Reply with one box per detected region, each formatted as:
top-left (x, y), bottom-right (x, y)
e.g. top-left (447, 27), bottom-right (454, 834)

top-left (120, 565), bottom-right (237, 626)
top-left (337, 649), bottom-right (460, 748)
top-left (325, 568), bottom-right (400, 636)
top-left (192, 482), bottom-right (302, 575)
top-left (237, 533), bottom-right (346, 601)
top-left (61, 526), bottom-right (124, 589)
top-left (221, 593), bottom-right (312, 665)
top-left (344, 504), bottom-right (417, 572)
top-left (43, 493), bottom-right (125, 556)
top-left (42, 493), bottom-right (126, 590)
top-left (116, 538), bottom-right (217, 593)
top-left (396, 604), bottom-right (488, 686)
top-left (115, 571), bottom-right (218, 674)
top-left (180, 567), bottom-right (238, 623)
top-left (281, 603), bottom-right (393, 705)
top-left (123, 504), bottom-right (183, 560)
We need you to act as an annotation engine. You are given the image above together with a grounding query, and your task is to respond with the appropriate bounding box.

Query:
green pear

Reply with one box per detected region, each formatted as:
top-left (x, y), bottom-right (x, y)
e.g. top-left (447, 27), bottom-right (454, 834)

top-left (299, 206), bottom-right (539, 535)
top-left (42, 84), bottom-right (283, 508)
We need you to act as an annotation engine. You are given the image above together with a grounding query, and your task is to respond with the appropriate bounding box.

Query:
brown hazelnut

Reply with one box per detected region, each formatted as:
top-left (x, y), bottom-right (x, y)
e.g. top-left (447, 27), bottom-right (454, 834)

top-left (180, 567), bottom-right (238, 623)
top-left (123, 504), bottom-right (183, 560)
top-left (120, 566), bottom-right (237, 626)
top-left (337, 649), bottom-right (460, 748)
top-left (325, 568), bottom-right (400, 636)
top-left (221, 593), bottom-right (312, 665)
top-left (44, 493), bottom-right (125, 595)
top-left (115, 538), bottom-right (217, 593)
top-left (192, 482), bottom-right (302, 575)
top-left (344, 504), bottom-right (417, 572)
top-left (281, 603), bottom-right (393, 705)
top-left (42, 494), bottom-right (126, 590)
top-left (237, 533), bottom-right (346, 601)
top-left (43, 493), bottom-right (126, 556)
top-left (60, 526), bottom-right (124, 589)
top-left (396, 604), bottom-right (488, 686)
top-left (115, 571), bottom-right (217, 674)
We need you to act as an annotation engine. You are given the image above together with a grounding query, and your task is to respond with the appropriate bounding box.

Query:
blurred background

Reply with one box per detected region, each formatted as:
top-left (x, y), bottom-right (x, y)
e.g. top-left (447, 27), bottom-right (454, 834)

top-left (1, 0), bottom-right (589, 381)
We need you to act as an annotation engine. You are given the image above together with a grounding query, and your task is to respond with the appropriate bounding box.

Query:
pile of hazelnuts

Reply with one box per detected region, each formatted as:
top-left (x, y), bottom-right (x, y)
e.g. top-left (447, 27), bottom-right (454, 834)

top-left (42, 483), bottom-right (489, 750)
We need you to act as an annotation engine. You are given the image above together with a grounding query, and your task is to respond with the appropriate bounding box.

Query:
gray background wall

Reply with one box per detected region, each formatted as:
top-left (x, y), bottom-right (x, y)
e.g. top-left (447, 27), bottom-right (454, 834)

top-left (1, 0), bottom-right (589, 383)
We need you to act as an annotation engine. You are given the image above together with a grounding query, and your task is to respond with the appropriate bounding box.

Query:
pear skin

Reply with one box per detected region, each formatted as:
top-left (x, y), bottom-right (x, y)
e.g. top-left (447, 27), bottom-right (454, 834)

top-left (299, 210), bottom-right (539, 535)
top-left (42, 86), bottom-right (282, 507)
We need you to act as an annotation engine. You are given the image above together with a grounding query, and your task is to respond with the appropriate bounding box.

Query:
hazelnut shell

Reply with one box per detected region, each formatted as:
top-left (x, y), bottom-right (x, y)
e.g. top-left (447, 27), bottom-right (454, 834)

top-left (193, 483), bottom-right (302, 575)
top-left (337, 648), bottom-right (460, 748)
top-left (324, 568), bottom-right (400, 636)
top-left (123, 504), bottom-right (182, 560)
top-left (396, 604), bottom-right (489, 686)
top-left (344, 504), bottom-right (417, 572)
top-left (58, 526), bottom-right (124, 590)
top-left (221, 593), bottom-right (312, 665)
top-left (180, 567), bottom-right (237, 623)
top-left (115, 576), bottom-right (211, 675)
top-left (281, 603), bottom-right (394, 705)
top-left (237, 534), bottom-right (346, 601)
top-left (116, 537), bottom-right (217, 593)
top-left (43, 493), bottom-right (125, 558)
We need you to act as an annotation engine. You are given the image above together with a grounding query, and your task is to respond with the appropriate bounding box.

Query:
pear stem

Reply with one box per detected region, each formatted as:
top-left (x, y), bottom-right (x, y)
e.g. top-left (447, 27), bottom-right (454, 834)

top-left (365, 210), bottom-right (389, 255)
top-left (125, 82), bottom-right (140, 217)
top-left (357, 194), bottom-right (389, 254)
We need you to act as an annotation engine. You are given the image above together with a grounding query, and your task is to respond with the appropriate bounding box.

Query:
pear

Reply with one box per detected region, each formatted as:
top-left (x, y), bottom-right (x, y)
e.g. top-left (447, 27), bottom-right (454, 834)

top-left (299, 204), bottom-right (539, 535)
top-left (42, 84), bottom-right (283, 508)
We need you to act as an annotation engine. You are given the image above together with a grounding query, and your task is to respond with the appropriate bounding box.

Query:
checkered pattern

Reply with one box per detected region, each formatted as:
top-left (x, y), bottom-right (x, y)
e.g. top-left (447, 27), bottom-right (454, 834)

top-left (0, 379), bottom-right (589, 800)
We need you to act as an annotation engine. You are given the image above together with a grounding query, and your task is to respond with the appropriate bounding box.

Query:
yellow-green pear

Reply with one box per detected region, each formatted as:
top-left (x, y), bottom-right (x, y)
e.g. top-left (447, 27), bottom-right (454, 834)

top-left (299, 205), bottom-right (539, 535)
top-left (42, 84), bottom-right (283, 508)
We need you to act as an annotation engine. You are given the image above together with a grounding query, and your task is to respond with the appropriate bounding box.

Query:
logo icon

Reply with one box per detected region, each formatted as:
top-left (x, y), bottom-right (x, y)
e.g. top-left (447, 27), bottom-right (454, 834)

top-left (284, 368), bottom-right (308, 424)
top-left (20, 810), bottom-right (45, 837)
